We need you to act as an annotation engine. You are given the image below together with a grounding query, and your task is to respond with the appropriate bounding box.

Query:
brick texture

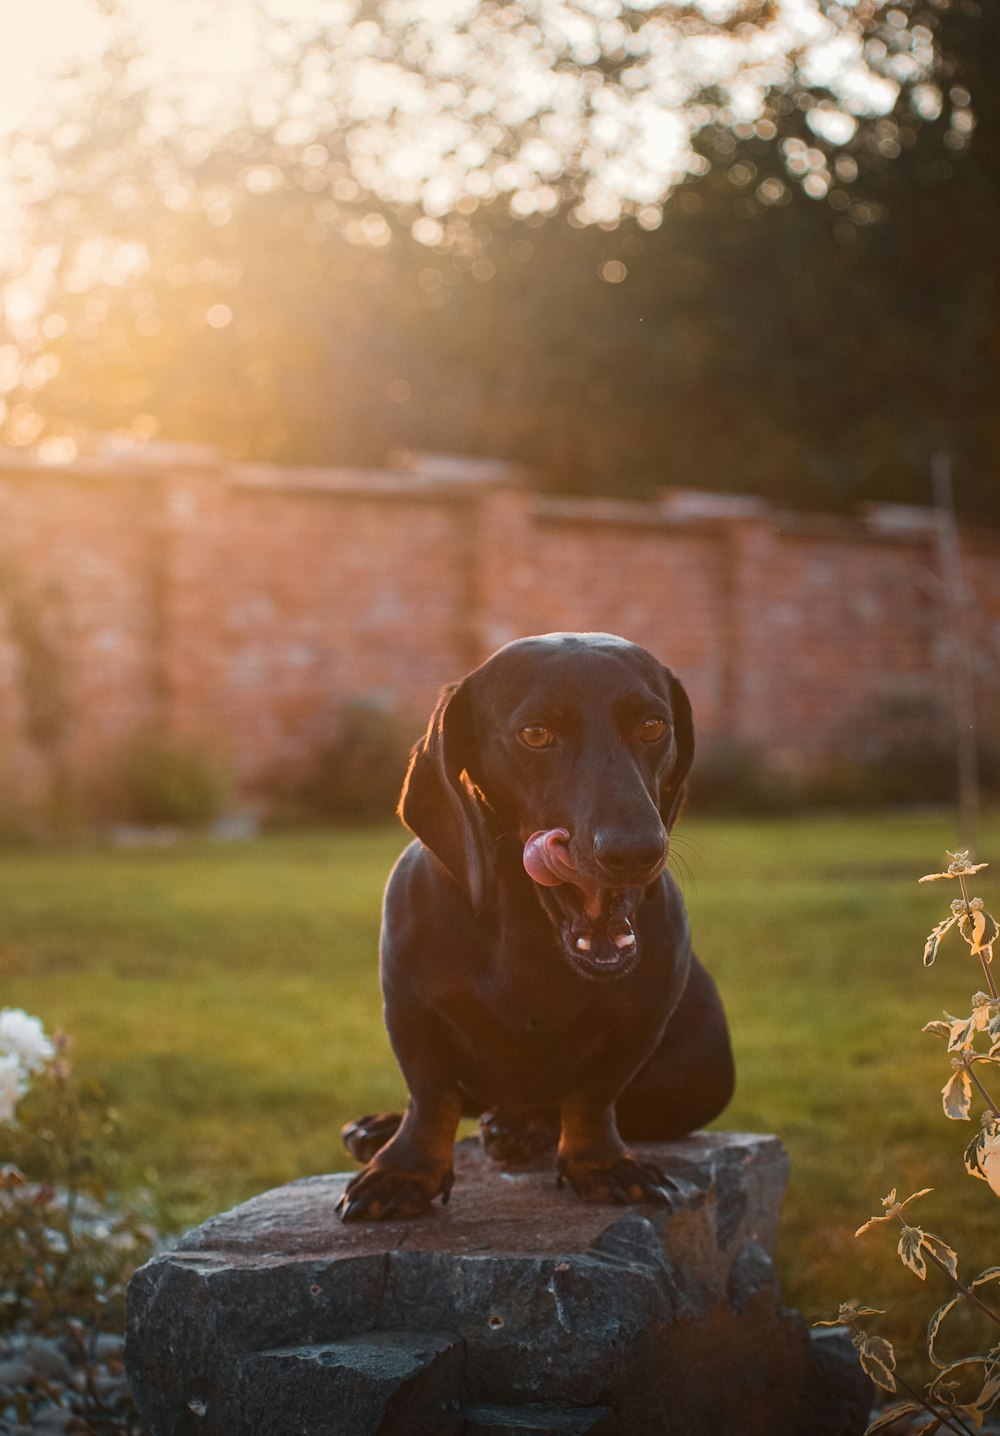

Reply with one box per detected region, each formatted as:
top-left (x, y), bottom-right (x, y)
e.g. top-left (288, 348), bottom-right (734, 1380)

top-left (0, 450), bottom-right (997, 803)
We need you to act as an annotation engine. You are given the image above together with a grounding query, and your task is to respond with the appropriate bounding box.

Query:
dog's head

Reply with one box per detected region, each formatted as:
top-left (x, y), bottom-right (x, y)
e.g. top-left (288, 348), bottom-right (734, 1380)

top-left (399, 632), bottom-right (693, 982)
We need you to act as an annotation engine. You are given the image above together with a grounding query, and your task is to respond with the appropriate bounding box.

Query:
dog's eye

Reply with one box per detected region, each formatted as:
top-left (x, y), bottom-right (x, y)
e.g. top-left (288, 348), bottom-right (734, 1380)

top-left (639, 717), bottom-right (668, 744)
top-left (519, 726), bottom-right (555, 750)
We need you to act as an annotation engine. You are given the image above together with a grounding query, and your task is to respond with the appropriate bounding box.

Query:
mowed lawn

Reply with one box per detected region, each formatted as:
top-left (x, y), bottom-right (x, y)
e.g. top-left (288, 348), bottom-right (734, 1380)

top-left (1, 812), bottom-right (998, 1357)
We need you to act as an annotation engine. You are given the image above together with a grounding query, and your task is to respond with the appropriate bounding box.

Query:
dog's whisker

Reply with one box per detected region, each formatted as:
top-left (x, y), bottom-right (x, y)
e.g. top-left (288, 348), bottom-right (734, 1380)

top-left (667, 850), bottom-right (697, 896)
top-left (669, 832), bottom-right (706, 865)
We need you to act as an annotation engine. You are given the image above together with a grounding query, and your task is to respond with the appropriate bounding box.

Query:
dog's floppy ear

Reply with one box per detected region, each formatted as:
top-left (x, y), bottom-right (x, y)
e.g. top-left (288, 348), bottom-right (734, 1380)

top-left (659, 668), bottom-right (695, 832)
top-left (398, 679), bottom-right (492, 913)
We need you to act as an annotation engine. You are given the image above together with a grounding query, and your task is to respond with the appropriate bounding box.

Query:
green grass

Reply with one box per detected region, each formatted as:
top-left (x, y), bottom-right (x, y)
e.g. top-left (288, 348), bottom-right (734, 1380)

top-left (1, 813), bottom-right (998, 1364)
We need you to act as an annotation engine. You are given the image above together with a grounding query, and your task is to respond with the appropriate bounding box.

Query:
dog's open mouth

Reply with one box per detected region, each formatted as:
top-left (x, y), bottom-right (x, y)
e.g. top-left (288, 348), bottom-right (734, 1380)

top-left (523, 829), bottom-right (644, 982)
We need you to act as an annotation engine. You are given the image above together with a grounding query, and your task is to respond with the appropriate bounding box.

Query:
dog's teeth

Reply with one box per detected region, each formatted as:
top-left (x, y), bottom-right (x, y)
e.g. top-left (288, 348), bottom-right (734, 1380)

top-left (614, 932), bottom-right (635, 950)
top-left (575, 936), bottom-right (592, 953)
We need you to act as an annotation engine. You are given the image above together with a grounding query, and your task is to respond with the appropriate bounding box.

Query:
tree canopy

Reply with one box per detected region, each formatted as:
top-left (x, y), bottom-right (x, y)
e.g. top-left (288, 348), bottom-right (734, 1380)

top-left (0, 0), bottom-right (996, 517)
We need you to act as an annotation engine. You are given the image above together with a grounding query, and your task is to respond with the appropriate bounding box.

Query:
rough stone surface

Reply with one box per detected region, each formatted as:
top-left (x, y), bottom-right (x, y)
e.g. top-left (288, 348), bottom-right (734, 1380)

top-left (239, 1331), bottom-right (465, 1436)
top-left (126, 1133), bottom-right (870, 1435)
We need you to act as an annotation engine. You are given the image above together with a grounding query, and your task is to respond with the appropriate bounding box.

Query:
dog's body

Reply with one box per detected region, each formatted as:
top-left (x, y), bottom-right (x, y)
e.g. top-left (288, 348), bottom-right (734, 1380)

top-left (338, 633), bottom-right (734, 1221)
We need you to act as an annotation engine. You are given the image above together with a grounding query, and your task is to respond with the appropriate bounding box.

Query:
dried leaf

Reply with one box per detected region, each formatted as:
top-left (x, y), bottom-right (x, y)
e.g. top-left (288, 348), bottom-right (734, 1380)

top-left (924, 1019), bottom-right (954, 1040)
top-left (814, 1302), bottom-right (886, 1327)
top-left (930, 1360), bottom-right (978, 1387)
top-left (899, 1225), bottom-right (928, 1280)
top-left (923, 1233), bottom-right (960, 1281)
top-left (860, 1332), bottom-right (897, 1393)
top-left (971, 1267), bottom-right (1000, 1289)
top-left (973, 910), bottom-right (999, 955)
top-left (864, 1403), bottom-right (924, 1435)
top-left (965, 1128), bottom-right (988, 1182)
top-left (969, 1366), bottom-right (1000, 1420)
top-left (981, 1132), bottom-right (1000, 1197)
top-left (924, 914), bottom-right (959, 965)
top-left (974, 909), bottom-right (987, 945)
top-left (948, 1016), bottom-right (977, 1051)
top-left (920, 857), bottom-right (988, 883)
top-left (942, 1068), bottom-right (973, 1121)
top-left (900, 1187), bottom-right (935, 1209)
top-left (928, 1295), bottom-right (961, 1368)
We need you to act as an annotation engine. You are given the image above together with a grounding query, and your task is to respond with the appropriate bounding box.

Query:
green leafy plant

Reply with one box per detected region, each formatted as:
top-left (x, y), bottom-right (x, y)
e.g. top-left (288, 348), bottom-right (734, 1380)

top-left (0, 1009), bottom-right (156, 1433)
top-left (818, 852), bottom-right (1000, 1435)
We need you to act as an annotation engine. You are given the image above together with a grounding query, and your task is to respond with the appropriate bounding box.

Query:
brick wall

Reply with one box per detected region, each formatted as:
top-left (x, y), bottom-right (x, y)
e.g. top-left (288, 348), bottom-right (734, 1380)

top-left (1, 448), bottom-right (998, 804)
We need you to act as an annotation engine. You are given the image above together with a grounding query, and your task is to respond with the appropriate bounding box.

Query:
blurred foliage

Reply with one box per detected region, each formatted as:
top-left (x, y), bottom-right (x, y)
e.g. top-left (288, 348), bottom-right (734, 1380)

top-left (688, 703), bottom-right (1000, 815)
top-left (1, 1041), bottom-right (155, 1433)
top-left (686, 737), bottom-right (799, 816)
top-left (298, 701), bottom-right (415, 824)
top-left (0, 562), bottom-right (74, 755)
top-left (0, 0), bottom-right (996, 515)
top-left (108, 730), bottom-right (232, 828)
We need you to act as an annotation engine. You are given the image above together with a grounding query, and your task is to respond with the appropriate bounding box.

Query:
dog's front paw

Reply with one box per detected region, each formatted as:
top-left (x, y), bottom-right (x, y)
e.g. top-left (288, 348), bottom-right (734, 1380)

top-left (479, 1108), bottom-right (560, 1166)
top-left (556, 1152), bottom-right (674, 1205)
top-left (336, 1162), bottom-right (454, 1222)
top-left (341, 1111), bottom-right (403, 1164)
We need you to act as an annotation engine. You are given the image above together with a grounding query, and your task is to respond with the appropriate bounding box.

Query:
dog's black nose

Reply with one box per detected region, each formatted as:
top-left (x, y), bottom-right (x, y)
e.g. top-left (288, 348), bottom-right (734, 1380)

top-left (593, 830), bottom-right (667, 881)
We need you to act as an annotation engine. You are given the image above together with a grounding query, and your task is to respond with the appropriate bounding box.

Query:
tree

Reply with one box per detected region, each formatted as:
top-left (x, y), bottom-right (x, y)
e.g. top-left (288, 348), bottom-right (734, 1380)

top-left (0, 0), bottom-right (995, 517)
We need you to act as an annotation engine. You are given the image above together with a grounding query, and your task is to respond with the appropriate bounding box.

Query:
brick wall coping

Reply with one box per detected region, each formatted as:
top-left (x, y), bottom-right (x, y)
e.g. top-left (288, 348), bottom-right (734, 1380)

top-left (2, 444), bottom-right (997, 556)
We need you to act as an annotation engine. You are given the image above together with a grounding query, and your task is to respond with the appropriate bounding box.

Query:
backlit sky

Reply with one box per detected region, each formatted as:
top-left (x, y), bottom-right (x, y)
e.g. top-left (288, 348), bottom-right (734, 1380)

top-left (0, 0), bottom-right (291, 133)
top-left (0, 0), bottom-right (913, 237)
top-left (3, 0), bottom-right (901, 136)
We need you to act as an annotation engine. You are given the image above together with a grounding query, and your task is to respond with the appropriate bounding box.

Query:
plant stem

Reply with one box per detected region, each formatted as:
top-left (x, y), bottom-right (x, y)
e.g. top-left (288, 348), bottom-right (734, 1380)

top-left (895, 1370), bottom-right (978, 1436)
top-left (963, 1057), bottom-right (1000, 1121)
top-left (919, 1240), bottom-right (1000, 1331)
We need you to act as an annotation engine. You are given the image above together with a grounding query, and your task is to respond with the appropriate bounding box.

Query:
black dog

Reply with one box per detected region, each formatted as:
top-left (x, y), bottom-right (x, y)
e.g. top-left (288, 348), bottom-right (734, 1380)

top-left (337, 632), bottom-right (734, 1221)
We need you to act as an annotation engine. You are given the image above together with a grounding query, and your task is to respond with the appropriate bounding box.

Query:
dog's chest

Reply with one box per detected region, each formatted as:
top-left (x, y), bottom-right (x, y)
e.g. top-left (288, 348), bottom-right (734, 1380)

top-left (442, 963), bottom-right (662, 1105)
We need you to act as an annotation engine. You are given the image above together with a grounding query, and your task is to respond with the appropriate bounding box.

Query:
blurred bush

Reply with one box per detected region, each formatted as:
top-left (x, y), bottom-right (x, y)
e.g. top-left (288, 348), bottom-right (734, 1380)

top-left (688, 701), bottom-right (1000, 817)
top-left (109, 731), bottom-right (233, 828)
top-left (686, 738), bottom-right (799, 817)
top-left (1, 1015), bottom-right (155, 1433)
top-left (290, 701), bottom-right (416, 824)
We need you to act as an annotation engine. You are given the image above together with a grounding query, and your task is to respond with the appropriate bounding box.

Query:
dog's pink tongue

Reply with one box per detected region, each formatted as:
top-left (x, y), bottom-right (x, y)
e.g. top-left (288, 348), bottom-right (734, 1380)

top-left (523, 829), bottom-right (602, 918)
top-left (523, 829), bottom-right (576, 886)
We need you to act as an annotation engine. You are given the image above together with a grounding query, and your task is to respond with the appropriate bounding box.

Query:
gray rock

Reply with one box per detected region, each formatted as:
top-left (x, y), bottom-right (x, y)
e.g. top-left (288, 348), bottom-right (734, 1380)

top-left (30, 1407), bottom-right (76, 1433)
top-left (126, 1132), bottom-right (870, 1435)
top-left (238, 1331), bottom-right (464, 1435)
top-left (804, 1327), bottom-right (880, 1436)
top-left (0, 1359), bottom-right (35, 1392)
top-left (22, 1341), bottom-right (71, 1383)
top-left (88, 1332), bottom-right (126, 1362)
top-left (463, 1404), bottom-right (617, 1435)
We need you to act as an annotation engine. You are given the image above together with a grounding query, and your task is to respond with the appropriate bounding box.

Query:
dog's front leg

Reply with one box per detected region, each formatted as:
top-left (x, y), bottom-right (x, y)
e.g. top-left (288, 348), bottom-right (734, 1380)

top-left (337, 1090), bottom-right (461, 1222)
top-left (337, 1013), bottom-right (462, 1222)
top-left (557, 1091), bottom-right (674, 1206)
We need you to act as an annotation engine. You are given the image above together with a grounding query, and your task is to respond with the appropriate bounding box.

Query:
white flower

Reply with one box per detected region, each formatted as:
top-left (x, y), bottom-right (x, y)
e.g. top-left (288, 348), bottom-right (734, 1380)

top-left (0, 1053), bottom-right (26, 1124)
top-left (0, 1009), bottom-right (54, 1074)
